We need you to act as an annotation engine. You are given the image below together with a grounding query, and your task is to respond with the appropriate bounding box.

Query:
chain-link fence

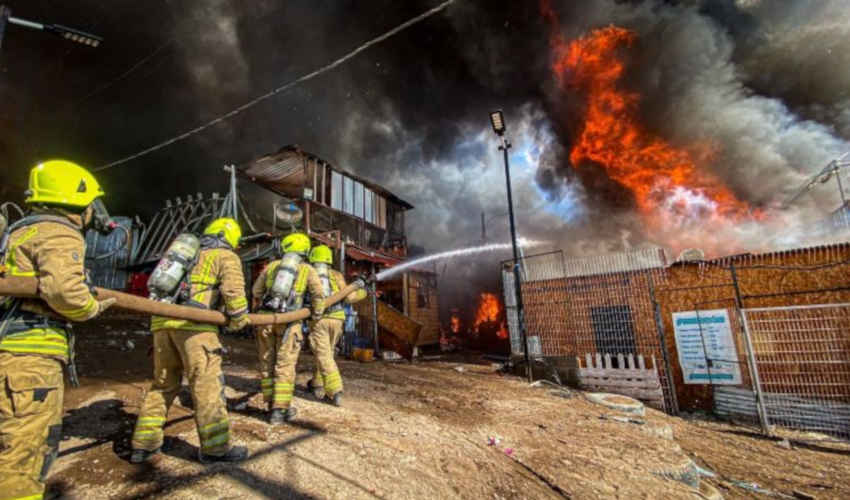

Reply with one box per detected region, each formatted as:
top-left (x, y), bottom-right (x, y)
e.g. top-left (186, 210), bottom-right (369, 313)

top-left (502, 251), bottom-right (569, 358)
top-left (502, 248), bottom-right (678, 414)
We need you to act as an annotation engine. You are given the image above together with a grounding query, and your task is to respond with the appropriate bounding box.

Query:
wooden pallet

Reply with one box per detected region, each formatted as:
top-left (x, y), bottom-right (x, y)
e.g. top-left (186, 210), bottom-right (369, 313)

top-left (577, 353), bottom-right (665, 411)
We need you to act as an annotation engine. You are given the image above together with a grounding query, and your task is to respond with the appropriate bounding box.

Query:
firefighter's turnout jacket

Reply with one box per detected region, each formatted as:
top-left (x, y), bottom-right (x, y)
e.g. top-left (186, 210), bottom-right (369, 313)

top-left (0, 212), bottom-right (100, 500)
top-left (252, 260), bottom-right (324, 409)
top-left (132, 245), bottom-right (248, 456)
top-left (309, 270), bottom-right (367, 398)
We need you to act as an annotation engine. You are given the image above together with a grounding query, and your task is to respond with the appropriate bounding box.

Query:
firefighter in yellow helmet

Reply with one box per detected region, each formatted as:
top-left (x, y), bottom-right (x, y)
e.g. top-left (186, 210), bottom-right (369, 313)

top-left (306, 245), bottom-right (367, 406)
top-left (130, 217), bottom-right (251, 464)
top-left (0, 160), bottom-right (117, 500)
top-left (251, 232), bottom-right (324, 424)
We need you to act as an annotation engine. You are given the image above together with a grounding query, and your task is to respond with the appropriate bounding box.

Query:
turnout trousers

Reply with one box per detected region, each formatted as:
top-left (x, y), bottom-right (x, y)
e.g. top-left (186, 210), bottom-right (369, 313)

top-left (308, 318), bottom-right (344, 398)
top-left (131, 329), bottom-right (231, 456)
top-left (0, 353), bottom-right (64, 500)
top-left (255, 322), bottom-right (302, 410)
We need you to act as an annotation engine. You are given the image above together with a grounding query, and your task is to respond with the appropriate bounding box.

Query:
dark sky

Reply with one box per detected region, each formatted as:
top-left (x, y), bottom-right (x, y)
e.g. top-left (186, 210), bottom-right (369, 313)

top-left (0, 1), bottom-right (545, 224)
top-left (3, 0), bottom-right (849, 304)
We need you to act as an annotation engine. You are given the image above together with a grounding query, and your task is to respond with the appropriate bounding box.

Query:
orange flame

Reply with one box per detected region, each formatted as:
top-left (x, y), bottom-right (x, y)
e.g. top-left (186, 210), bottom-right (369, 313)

top-left (450, 315), bottom-right (461, 334)
top-left (474, 293), bottom-right (509, 339)
top-left (541, 2), bottom-right (763, 252)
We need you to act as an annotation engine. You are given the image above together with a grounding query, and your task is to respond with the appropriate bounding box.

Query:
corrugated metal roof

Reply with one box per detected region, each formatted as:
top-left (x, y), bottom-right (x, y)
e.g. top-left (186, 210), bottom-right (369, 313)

top-left (562, 247), bottom-right (668, 278)
top-left (239, 145), bottom-right (414, 210)
top-left (687, 241), bottom-right (850, 268)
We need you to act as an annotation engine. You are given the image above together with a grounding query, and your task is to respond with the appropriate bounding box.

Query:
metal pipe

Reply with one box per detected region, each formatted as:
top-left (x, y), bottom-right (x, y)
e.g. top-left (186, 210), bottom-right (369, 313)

top-left (500, 135), bottom-right (532, 382)
top-left (9, 16), bottom-right (44, 30)
top-left (0, 275), bottom-right (362, 327)
top-left (648, 279), bottom-right (680, 415)
top-left (371, 263), bottom-right (380, 355)
top-left (730, 263), bottom-right (771, 435)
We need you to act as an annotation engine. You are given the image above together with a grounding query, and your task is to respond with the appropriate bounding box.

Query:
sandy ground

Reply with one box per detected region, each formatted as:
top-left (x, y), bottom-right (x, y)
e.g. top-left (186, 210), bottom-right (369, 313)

top-left (42, 316), bottom-right (850, 499)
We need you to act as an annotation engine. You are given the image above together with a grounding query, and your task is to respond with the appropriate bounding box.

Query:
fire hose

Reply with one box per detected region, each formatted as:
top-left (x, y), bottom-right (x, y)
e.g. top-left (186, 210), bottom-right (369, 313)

top-left (0, 275), bottom-right (365, 326)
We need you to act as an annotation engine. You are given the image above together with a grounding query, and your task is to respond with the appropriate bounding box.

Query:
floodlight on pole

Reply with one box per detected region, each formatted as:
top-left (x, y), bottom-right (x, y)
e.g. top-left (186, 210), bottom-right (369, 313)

top-left (490, 110), bottom-right (506, 136)
top-left (0, 5), bottom-right (102, 49)
top-left (490, 109), bottom-right (532, 382)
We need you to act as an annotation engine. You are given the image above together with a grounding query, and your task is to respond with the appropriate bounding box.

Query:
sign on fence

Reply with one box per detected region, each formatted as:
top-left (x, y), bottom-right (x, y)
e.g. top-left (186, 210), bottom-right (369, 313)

top-left (672, 309), bottom-right (741, 385)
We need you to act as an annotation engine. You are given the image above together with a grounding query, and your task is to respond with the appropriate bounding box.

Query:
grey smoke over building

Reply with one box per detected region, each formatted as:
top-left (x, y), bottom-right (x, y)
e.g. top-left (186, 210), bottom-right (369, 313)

top-left (1, 0), bottom-right (848, 307)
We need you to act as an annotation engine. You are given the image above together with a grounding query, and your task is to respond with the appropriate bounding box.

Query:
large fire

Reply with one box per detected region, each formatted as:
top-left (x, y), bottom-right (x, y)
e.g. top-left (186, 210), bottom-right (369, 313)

top-left (473, 293), bottom-right (508, 339)
top-left (541, 1), bottom-right (763, 252)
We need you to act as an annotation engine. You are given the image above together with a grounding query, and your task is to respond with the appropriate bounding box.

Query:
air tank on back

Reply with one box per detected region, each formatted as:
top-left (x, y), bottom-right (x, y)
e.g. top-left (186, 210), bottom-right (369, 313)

top-left (262, 252), bottom-right (303, 311)
top-left (148, 233), bottom-right (201, 302)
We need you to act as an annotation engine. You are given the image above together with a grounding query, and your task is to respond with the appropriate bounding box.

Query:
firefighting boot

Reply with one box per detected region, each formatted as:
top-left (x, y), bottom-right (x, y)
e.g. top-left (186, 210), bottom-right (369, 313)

top-left (331, 392), bottom-right (343, 407)
top-left (269, 407), bottom-right (297, 424)
top-left (199, 445), bottom-right (249, 464)
top-left (308, 378), bottom-right (325, 400)
top-left (130, 447), bottom-right (161, 464)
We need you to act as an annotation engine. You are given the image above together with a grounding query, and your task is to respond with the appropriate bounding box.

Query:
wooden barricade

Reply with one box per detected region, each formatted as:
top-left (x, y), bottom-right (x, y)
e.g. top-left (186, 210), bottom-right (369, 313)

top-left (577, 353), bottom-right (665, 411)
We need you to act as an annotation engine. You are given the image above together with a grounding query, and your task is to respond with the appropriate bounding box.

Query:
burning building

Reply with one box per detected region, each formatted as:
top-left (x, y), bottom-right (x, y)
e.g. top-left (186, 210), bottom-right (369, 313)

top-left (96, 146), bottom-right (441, 357)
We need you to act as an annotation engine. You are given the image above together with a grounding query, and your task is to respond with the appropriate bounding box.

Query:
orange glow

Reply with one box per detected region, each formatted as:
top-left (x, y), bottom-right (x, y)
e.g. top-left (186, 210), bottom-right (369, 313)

top-left (450, 315), bottom-right (461, 334)
top-left (541, 2), bottom-right (763, 252)
top-left (474, 293), bottom-right (509, 339)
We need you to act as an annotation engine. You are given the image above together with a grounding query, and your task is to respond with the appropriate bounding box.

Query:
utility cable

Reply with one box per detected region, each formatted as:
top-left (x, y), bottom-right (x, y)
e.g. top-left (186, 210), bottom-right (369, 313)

top-left (94, 0), bottom-right (457, 172)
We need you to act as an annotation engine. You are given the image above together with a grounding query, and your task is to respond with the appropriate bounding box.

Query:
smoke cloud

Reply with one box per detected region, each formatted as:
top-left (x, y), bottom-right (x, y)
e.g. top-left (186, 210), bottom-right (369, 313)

top-left (2, 0), bottom-right (849, 313)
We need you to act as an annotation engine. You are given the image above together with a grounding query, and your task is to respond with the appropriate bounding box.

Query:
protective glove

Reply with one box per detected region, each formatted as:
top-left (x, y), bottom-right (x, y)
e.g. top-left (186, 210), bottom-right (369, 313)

top-left (94, 297), bottom-right (118, 318)
top-left (352, 277), bottom-right (367, 290)
top-left (226, 314), bottom-right (251, 333)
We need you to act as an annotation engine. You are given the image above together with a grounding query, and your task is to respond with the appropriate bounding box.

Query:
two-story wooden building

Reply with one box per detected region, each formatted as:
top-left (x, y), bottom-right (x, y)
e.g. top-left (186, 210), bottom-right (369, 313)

top-left (237, 145), bottom-right (440, 350)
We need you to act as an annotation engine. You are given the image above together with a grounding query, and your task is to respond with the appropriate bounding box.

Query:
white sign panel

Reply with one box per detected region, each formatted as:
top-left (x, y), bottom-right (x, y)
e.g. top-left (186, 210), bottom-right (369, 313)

top-left (673, 309), bottom-right (741, 385)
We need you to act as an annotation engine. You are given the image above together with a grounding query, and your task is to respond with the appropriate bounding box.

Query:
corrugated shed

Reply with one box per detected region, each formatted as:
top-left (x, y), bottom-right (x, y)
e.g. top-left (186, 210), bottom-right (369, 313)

top-left (561, 247), bottom-right (668, 278)
top-left (239, 145), bottom-right (414, 209)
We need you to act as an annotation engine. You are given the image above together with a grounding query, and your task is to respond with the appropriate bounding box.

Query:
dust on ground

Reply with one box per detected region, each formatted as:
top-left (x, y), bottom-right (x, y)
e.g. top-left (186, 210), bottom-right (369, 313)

top-left (46, 316), bottom-right (850, 499)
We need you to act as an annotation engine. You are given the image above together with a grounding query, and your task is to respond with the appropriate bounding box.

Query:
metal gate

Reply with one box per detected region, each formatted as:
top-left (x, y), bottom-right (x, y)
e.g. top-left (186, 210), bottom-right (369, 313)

top-left (741, 303), bottom-right (850, 440)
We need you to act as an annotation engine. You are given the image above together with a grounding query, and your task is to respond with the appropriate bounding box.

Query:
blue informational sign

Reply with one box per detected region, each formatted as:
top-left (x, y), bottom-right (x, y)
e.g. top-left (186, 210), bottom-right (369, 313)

top-left (672, 309), bottom-right (742, 385)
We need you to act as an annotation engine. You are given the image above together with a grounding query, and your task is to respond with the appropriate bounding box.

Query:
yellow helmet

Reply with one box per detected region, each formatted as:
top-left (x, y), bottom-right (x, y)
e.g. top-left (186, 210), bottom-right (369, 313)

top-left (203, 217), bottom-right (242, 249)
top-left (308, 244), bottom-right (333, 264)
top-left (25, 160), bottom-right (104, 208)
top-left (281, 233), bottom-right (311, 256)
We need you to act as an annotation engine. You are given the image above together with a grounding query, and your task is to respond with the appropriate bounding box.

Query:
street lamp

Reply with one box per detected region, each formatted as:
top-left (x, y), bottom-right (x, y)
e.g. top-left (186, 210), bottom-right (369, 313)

top-left (489, 110), bottom-right (532, 382)
top-left (0, 5), bottom-right (102, 50)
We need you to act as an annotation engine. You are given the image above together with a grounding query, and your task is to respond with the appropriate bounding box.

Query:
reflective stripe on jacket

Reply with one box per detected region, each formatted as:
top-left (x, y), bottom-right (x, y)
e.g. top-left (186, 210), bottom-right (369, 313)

top-left (151, 248), bottom-right (248, 332)
top-left (322, 270), bottom-right (367, 320)
top-left (0, 216), bottom-right (95, 363)
top-left (253, 260), bottom-right (325, 316)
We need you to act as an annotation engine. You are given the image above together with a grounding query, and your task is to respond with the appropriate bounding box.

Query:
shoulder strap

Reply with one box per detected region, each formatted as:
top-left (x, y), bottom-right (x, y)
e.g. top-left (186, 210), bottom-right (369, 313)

top-left (0, 214), bottom-right (80, 262)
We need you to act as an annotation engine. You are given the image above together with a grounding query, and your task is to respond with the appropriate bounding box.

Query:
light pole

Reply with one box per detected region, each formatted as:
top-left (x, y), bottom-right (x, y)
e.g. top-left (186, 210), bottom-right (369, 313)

top-left (0, 5), bottom-right (103, 50)
top-left (489, 110), bottom-right (532, 382)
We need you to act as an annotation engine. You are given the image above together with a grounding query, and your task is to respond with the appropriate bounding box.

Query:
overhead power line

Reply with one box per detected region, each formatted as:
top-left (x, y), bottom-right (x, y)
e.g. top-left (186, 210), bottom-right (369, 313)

top-left (94, 0), bottom-right (457, 172)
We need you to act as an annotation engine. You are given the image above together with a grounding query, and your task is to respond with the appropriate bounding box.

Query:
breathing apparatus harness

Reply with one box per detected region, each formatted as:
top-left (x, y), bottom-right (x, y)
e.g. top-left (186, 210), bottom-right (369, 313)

top-left (261, 251), bottom-right (304, 313)
top-left (0, 212), bottom-right (104, 387)
top-left (148, 232), bottom-right (234, 311)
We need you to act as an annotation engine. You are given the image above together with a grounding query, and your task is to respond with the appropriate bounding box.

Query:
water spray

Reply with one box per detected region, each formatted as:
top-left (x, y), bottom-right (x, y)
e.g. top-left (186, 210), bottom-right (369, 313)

top-left (374, 239), bottom-right (548, 281)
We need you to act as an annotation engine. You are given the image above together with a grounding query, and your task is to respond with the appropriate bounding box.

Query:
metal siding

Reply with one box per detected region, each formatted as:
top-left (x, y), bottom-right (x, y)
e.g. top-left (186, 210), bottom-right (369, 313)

top-left (85, 216), bottom-right (135, 290)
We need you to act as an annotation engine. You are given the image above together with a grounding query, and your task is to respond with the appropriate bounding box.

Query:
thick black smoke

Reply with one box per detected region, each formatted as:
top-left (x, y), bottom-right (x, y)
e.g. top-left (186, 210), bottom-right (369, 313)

top-left (1, 0), bottom-right (848, 317)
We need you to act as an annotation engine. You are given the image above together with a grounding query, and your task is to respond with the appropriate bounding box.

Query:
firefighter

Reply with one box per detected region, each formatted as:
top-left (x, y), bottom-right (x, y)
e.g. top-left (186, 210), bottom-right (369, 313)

top-left (306, 245), bottom-right (366, 406)
top-left (251, 233), bottom-right (324, 424)
top-left (0, 160), bottom-right (117, 500)
top-left (130, 218), bottom-right (250, 464)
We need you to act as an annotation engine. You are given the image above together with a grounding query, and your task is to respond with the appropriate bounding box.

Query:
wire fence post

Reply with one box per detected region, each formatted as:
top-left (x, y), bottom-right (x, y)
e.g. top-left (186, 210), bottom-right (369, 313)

top-left (739, 308), bottom-right (771, 435)
top-left (731, 263), bottom-right (771, 435)
top-left (649, 279), bottom-right (679, 415)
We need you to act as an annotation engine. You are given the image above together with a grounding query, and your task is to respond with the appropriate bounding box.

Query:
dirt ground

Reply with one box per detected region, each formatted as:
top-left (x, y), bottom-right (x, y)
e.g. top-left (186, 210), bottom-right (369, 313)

top-left (43, 315), bottom-right (850, 499)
